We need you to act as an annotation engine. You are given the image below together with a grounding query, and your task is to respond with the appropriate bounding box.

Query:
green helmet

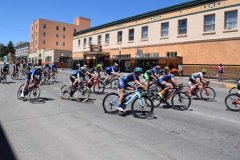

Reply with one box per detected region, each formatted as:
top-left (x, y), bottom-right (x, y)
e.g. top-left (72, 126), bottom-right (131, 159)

top-left (201, 69), bottom-right (207, 73)
top-left (164, 66), bottom-right (170, 70)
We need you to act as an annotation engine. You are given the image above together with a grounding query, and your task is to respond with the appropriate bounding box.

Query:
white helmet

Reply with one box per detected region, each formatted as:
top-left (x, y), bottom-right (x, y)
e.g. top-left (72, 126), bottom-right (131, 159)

top-left (83, 64), bottom-right (87, 68)
top-left (114, 63), bottom-right (118, 66)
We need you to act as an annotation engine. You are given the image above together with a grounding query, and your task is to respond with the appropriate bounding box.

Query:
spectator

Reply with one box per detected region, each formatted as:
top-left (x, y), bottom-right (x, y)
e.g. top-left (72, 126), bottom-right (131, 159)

top-left (217, 63), bottom-right (224, 82)
top-left (178, 63), bottom-right (183, 77)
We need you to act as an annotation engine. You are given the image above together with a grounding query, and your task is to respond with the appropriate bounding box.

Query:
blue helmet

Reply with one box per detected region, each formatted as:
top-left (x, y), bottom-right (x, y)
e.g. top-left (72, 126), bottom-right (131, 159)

top-left (134, 67), bottom-right (143, 73)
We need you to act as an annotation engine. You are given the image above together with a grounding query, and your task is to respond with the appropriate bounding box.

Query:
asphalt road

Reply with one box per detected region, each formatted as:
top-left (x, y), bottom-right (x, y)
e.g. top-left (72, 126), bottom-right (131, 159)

top-left (0, 72), bottom-right (239, 160)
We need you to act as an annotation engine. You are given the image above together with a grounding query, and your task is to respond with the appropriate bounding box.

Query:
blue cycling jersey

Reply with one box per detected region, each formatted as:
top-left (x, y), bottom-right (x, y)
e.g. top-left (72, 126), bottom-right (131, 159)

top-left (158, 74), bottom-right (174, 83)
top-left (123, 72), bottom-right (139, 83)
top-left (50, 64), bottom-right (57, 71)
top-left (29, 69), bottom-right (42, 79)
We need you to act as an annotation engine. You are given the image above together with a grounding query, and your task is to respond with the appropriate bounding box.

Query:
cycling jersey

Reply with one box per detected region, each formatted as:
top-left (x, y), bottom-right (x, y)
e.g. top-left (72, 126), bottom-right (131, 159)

top-left (2, 64), bottom-right (9, 72)
top-left (26, 69), bottom-right (42, 81)
top-left (72, 70), bottom-right (82, 78)
top-left (191, 72), bottom-right (203, 80)
top-left (143, 70), bottom-right (153, 81)
top-left (50, 64), bottom-right (57, 72)
top-left (106, 66), bottom-right (118, 75)
top-left (157, 74), bottom-right (174, 83)
top-left (118, 73), bottom-right (139, 89)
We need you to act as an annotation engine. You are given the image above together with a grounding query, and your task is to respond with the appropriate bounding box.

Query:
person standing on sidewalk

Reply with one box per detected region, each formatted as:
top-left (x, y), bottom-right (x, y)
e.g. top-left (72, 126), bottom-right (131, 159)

top-left (178, 63), bottom-right (183, 77)
top-left (217, 63), bottom-right (224, 82)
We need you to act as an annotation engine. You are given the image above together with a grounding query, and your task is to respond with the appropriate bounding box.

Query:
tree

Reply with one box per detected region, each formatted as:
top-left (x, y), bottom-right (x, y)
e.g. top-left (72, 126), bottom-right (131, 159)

top-left (0, 43), bottom-right (8, 57)
top-left (7, 41), bottom-right (15, 55)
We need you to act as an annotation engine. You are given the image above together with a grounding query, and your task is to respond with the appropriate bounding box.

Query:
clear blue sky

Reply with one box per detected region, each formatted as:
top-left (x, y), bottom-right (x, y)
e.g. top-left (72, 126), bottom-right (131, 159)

top-left (0, 0), bottom-right (189, 45)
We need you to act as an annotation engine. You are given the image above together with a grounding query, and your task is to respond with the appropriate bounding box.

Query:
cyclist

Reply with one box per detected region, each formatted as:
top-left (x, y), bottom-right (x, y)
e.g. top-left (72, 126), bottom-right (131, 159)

top-left (13, 61), bottom-right (20, 77)
top-left (117, 67), bottom-right (146, 112)
top-left (189, 69), bottom-right (207, 94)
top-left (157, 70), bottom-right (178, 99)
top-left (151, 65), bottom-right (162, 79)
top-left (104, 63), bottom-right (119, 83)
top-left (96, 62), bottom-right (103, 77)
top-left (1, 62), bottom-right (9, 80)
top-left (20, 68), bottom-right (42, 98)
top-left (49, 63), bottom-right (57, 79)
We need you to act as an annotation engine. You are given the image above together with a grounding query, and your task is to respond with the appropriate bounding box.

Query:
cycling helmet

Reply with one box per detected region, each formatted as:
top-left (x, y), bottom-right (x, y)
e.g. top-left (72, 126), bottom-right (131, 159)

top-left (134, 67), bottom-right (143, 73)
top-left (76, 64), bottom-right (80, 69)
top-left (114, 63), bottom-right (118, 66)
top-left (201, 69), bottom-right (207, 73)
top-left (83, 64), bottom-right (87, 68)
top-left (164, 66), bottom-right (170, 70)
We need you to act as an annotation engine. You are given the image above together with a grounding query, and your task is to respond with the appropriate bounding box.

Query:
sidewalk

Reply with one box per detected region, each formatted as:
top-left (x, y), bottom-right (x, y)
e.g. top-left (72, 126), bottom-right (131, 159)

top-left (59, 69), bottom-right (236, 89)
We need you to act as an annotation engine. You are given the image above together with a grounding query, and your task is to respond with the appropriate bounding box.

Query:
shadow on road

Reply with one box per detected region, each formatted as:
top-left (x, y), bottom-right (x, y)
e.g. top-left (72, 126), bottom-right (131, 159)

top-left (0, 123), bottom-right (17, 160)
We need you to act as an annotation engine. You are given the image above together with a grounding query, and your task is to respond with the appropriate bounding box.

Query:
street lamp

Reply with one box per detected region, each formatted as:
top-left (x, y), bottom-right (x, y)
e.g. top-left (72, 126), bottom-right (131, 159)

top-left (61, 53), bottom-right (64, 70)
top-left (118, 47), bottom-right (121, 72)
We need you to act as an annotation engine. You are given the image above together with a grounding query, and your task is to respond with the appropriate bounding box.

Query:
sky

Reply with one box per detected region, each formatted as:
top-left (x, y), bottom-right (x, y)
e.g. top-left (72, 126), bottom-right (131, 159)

top-left (0, 0), bottom-right (189, 46)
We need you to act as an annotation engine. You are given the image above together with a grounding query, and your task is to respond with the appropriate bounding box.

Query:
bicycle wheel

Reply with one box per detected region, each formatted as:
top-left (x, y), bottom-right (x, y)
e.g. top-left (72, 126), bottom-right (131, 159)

top-left (131, 95), bottom-right (154, 119)
top-left (171, 92), bottom-right (191, 110)
top-left (229, 87), bottom-right (238, 95)
top-left (60, 84), bottom-right (71, 99)
top-left (225, 94), bottom-right (240, 111)
top-left (29, 86), bottom-right (41, 103)
top-left (111, 79), bottom-right (119, 89)
top-left (102, 93), bottom-right (119, 113)
top-left (200, 87), bottom-right (216, 101)
top-left (147, 90), bottom-right (161, 107)
top-left (93, 81), bottom-right (105, 94)
top-left (17, 84), bottom-right (25, 100)
top-left (51, 74), bottom-right (57, 83)
top-left (76, 85), bottom-right (90, 102)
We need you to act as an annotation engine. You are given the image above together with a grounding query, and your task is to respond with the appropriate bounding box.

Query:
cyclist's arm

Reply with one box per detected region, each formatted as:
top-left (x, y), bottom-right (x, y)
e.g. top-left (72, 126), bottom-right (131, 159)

top-left (134, 80), bottom-right (145, 89)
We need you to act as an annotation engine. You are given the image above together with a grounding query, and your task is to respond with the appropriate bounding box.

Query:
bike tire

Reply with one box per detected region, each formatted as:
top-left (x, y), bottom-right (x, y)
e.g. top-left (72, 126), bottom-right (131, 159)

top-left (102, 92), bottom-right (119, 114)
top-left (29, 86), bottom-right (41, 103)
top-left (200, 87), bottom-right (216, 101)
top-left (93, 81), bottom-right (105, 94)
top-left (60, 84), bottom-right (71, 100)
top-left (146, 90), bottom-right (161, 107)
top-left (17, 84), bottom-right (25, 100)
top-left (225, 94), bottom-right (240, 111)
top-left (131, 95), bottom-right (154, 119)
top-left (76, 85), bottom-right (90, 103)
top-left (171, 92), bottom-right (191, 110)
top-left (229, 87), bottom-right (238, 95)
top-left (111, 79), bottom-right (119, 89)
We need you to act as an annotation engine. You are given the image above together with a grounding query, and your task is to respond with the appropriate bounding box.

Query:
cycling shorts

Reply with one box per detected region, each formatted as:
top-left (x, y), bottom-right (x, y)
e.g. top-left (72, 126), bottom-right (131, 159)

top-left (118, 79), bottom-right (128, 89)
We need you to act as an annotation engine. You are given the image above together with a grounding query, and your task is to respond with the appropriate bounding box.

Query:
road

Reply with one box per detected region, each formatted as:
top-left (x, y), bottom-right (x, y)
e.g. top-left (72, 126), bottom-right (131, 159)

top-left (0, 71), bottom-right (239, 160)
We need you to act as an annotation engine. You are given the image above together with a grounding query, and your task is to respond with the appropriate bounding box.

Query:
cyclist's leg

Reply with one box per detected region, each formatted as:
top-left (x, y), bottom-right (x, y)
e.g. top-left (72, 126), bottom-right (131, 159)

top-left (117, 79), bottom-right (127, 111)
top-left (159, 81), bottom-right (170, 98)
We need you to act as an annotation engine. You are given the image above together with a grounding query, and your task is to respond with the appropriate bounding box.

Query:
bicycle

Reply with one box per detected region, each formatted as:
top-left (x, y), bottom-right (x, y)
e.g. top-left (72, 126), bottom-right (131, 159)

top-left (41, 71), bottom-right (57, 85)
top-left (11, 71), bottom-right (19, 80)
top-left (0, 71), bottom-right (8, 84)
top-left (183, 81), bottom-right (216, 101)
top-left (225, 93), bottom-right (240, 111)
top-left (103, 74), bottom-right (119, 89)
top-left (156, 84), bottom-right (191, 110)
top-left (17, 83), bottom-right (41, 103)
top-left (85, 76), bottom-right (105, 94)
top-left (102, 87), bottom-right (154, 119)
top-left (60, 81), bottom-right (91, 102)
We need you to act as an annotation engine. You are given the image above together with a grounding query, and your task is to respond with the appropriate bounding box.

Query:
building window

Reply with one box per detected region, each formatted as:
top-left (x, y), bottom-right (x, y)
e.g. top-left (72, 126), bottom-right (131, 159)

top-left (74, 29), bottom-right (77, 33)
top-left (56, 34), bottom-right (59, 38)
top-left (63, 35), bottom-right (65, 39)
top-left (225, 10), bottom-right (238, 30)
top-left (43, 24), bottom-right (46, 29)
top-left (178, 19), bottom-right (187, 35)
top-left (56, 41), bottom-right (58, 46)
top-left (43, 32), bottom-right (46, 36)
top-left (117, 31), bottom-right (122, 43)
top-left (166, 52), bottom-right (177, 57)
top-left (128, 29), bottom-right (134, 41)
top-left (89, 37), bottom-right (92, 45)
top-left (35, 32), bottom-right (37, 36)
top-left (56, 26), bottom-right (59, 30)
top-left (78, 39), bottom-right (81, 46)
top-left (84, 38), bottom-right (87, 48)
top-left (141, 26), bottom-right (148, 40)
top-left (161, 22), bottom-right (169, 37)
top-left (98, 35), bottom-right (102, 45)
top-left (105, 34), bottom-right (110, 45)
top-left (43, 40), bottom-right (46, 45)
top-left (63, 27), bottom-right (66, 31)
top-left (204, 14), bottom-right (215, 32)
top-left (63, 42), bottom-right (65, 46)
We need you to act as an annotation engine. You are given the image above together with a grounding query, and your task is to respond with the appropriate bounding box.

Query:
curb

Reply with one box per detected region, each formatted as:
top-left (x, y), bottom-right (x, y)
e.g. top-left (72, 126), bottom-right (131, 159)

top-left (224, 83), bottom-right (235, 89)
